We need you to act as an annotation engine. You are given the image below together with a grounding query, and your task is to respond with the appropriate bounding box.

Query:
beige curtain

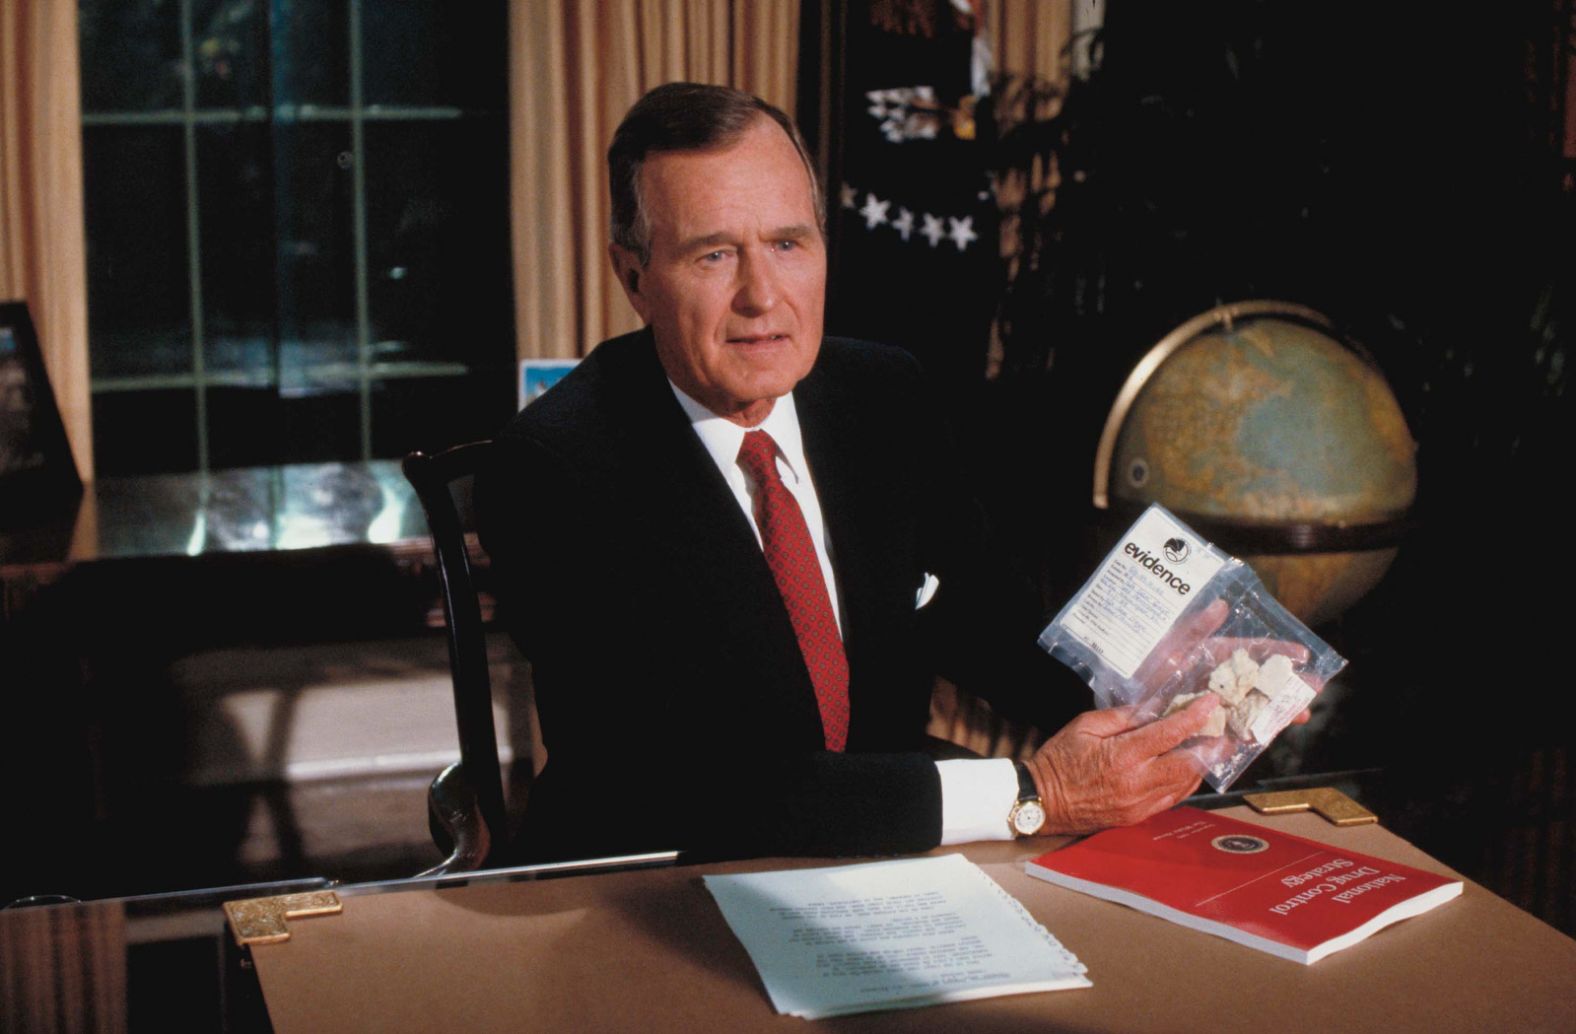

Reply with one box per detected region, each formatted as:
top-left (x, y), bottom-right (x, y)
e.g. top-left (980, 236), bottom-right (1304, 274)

top-left (0, 901), bottom-right (127, 1033)
top-left (0, 0), bottom-right (92, 481)
top-left (984, 0), bottom-right (1074, 89)
top-left (509, 0), bottom-right (799, 362)
top-left (984, 0), bottom-right (1077, 235)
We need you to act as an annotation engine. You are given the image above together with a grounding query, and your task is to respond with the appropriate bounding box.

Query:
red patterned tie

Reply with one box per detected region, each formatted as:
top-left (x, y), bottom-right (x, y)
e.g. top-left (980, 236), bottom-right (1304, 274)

top-left (737, 430), bottom-right (850, 751)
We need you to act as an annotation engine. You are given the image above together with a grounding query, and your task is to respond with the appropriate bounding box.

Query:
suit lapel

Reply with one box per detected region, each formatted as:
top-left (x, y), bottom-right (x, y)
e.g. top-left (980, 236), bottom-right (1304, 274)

top-left (613, 335), bottom-right (827, 745)
top-left (794, 348), bottom-right (902, 749)
top-left (795, 365), bottom-right (868, 641)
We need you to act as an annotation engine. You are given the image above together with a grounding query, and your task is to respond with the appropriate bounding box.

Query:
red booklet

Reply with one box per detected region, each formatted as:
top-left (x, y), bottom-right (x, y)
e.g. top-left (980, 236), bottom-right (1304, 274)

top-left (1025, 807), bottom-right (1462, 964)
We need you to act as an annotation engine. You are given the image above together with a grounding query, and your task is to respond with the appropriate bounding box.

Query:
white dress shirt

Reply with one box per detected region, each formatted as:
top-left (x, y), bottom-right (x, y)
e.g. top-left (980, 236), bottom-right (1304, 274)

top-left (669, 382), bottom-right (1019, 845)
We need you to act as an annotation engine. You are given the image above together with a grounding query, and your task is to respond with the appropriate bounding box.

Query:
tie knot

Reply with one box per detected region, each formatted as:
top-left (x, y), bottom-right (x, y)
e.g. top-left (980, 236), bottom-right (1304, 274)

top-left (737, 429), bottom-right (781, 484)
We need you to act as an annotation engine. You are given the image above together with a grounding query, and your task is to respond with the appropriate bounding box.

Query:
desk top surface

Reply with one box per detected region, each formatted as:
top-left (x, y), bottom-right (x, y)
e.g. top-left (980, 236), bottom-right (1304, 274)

top-left (248, 807), bottom-right (1573, 1034)
top-left (4, 811), bottom-right (1572, 1033)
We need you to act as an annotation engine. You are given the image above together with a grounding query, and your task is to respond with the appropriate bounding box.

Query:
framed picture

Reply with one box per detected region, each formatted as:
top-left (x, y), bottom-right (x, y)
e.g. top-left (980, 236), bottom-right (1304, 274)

top-left (518, 358), bottom-right (579, 410)
top-left (0, 301), bottom-right (81, 512)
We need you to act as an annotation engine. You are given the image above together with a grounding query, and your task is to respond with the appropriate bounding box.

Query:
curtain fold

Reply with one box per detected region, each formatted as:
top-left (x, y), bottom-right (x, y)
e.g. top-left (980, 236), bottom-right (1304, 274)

top-left (0, 0), bottom-right (92, 481)
top-left (0, 901), bottom-right (127, 1033)
top-left (508, 0), bottom-right (799, 361)
top-left (985, 0), bottom-right (1073, 89)
top-left (980, 0), bottom-right (1074, 378)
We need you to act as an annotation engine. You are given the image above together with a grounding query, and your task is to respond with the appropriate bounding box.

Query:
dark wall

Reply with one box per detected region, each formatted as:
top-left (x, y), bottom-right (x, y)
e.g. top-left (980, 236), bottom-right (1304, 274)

top-left (1008, 2), bottom-right (1574, 930)
top-left (815, 1), bottom-right (1574, 929)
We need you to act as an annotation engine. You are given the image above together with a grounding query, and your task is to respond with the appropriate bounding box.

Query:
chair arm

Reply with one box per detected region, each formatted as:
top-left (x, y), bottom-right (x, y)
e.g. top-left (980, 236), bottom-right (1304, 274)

top-left (416, 761), bottom-right (494, 876)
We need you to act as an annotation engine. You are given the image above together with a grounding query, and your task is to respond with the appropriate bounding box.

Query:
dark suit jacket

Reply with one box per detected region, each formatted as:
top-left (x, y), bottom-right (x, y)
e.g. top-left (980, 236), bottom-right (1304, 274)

top-left (477, 330), bottom-right (1080, 862)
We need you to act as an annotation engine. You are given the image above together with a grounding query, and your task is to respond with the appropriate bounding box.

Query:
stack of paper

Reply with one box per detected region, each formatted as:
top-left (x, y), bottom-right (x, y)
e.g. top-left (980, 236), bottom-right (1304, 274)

top-left (704, 854), bottom-right (1089, 1019)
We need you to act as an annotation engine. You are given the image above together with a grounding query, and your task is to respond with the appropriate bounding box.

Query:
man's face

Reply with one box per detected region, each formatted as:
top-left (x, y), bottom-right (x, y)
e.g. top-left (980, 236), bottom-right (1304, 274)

top-left (611, 117), bottom-right (826, 427)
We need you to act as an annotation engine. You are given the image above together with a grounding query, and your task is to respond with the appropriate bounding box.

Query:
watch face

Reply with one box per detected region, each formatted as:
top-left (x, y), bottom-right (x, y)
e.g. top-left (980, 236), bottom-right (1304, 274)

top-left (1012, 800), bottom-right (1046, 836)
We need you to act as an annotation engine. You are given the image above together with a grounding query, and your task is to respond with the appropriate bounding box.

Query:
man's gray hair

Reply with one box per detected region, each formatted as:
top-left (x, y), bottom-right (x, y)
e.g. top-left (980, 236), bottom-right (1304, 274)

top-left (607, 82), bottom-right (825, 265)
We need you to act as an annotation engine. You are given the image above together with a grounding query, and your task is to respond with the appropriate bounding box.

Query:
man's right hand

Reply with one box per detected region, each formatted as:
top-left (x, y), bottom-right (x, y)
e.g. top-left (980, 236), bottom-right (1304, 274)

top-left (1023, 694), bottom-right (1216, 835)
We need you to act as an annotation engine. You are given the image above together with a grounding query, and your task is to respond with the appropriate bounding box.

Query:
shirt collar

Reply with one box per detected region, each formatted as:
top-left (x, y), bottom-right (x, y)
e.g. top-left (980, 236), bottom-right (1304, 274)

top-left (669, 382), bottom-right (809, 486)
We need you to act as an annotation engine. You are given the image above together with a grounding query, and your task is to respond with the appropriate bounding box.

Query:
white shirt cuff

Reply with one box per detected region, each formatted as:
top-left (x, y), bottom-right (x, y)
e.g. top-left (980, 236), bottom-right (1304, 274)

top-left (935, 758), bottom-right (1020, 845)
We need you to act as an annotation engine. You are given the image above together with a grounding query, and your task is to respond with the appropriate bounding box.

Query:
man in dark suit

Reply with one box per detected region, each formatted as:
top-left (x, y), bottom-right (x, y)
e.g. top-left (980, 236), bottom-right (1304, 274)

top-left (478, 83), bottom-right (1218, 864)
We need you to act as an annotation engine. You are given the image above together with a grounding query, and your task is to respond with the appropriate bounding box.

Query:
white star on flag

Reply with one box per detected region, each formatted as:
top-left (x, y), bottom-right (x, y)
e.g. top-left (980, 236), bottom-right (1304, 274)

top-left (891, 207), bottom-right (915, 241)
top-left (859, 193), bottom-right (891, 229)
top-left (839, 182), bottom-right (857, 210)
top-left (920, 213), bottom-right (946, 248)
top-left (948, 216), bottom-right (978, 252)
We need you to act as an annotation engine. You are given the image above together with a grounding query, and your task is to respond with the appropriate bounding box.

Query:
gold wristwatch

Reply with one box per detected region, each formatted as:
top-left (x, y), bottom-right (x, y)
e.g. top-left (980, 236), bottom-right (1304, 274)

top-left (1008, 761), bottom-right (1046, 837)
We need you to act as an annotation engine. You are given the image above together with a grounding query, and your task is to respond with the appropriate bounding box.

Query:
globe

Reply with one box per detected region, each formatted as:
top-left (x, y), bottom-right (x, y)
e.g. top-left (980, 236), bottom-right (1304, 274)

top-left (1099, 302), bottom-right (1417, 626)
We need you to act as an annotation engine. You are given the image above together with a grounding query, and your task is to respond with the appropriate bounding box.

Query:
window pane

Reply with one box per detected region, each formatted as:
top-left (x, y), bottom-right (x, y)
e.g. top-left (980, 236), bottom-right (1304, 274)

top-left (370, 374), bottom-right (513, 459)
top-left (81, 1), bottom-right (514, 474)
top-left (92, 390), bottom-right (198, 475)
top-left (361, 0), bottom-right (507, 109)
top-left (207, 386), bottom-right (284, 469)
top-left (279, 389), bottom-right (361, 462)
top-left (198, 123), bottom-right (277, 386)
top-left (79, 0), bottom-right (183, 112)
top-left (192, 0), bottom-right (272, 110)
top-left (273, 0), bottom-right (349, 108)
top-left (83, 126), bottom-right (191, 381)
top-left (363, 119), bottom-right (513, 375)
top-left (273, 122), bottom-right (356, 393)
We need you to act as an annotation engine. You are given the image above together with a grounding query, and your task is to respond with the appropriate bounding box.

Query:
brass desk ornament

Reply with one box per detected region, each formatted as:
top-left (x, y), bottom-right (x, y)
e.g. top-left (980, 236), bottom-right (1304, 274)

top-left (1243, 787), bottom-right (1377, 827)
top-left (224, 890), bottom-right (343, 946)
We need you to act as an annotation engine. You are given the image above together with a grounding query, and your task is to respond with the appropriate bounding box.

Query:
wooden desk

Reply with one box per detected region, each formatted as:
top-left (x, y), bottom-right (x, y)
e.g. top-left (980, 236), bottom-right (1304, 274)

top-left (249, 807), bottom-right (1575, 1033)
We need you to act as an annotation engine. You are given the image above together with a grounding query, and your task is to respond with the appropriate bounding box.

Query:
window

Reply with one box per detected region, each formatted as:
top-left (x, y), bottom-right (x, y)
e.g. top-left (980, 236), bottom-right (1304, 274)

top-left (80, 0), bottom-right (515, 475)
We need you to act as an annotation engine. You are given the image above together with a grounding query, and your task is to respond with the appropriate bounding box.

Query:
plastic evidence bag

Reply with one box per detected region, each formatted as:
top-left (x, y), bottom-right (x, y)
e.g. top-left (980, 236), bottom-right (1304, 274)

top-left (1037, 503), bottom-right (1347, 792)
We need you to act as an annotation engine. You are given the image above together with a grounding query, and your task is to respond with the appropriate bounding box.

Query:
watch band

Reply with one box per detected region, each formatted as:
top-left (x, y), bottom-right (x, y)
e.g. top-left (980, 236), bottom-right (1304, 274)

top-left (1014, 761), bottom-right (1038, 803)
